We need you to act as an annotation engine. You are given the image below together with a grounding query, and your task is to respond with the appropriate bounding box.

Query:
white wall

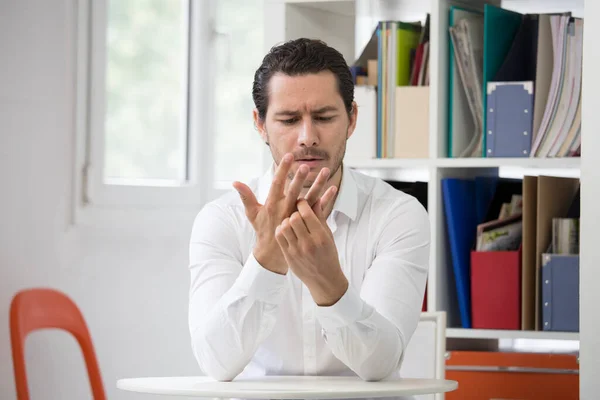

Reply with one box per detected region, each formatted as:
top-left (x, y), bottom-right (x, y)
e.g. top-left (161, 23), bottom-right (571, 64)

top-left (580, 0), bottom-right (600, 398)
top-left (0, 1), bottom-right (199, 399)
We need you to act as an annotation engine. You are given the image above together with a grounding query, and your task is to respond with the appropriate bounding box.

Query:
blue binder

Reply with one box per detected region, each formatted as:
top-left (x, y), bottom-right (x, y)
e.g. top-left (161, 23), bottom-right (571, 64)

top-left (486, 81), bottom-right (534, 157)
top-left (442, 178), bottom-right (499, 328)
top-left (442, 179), bottom-right (476, 328)
top-left (542, 254), bottom-right (579, 332)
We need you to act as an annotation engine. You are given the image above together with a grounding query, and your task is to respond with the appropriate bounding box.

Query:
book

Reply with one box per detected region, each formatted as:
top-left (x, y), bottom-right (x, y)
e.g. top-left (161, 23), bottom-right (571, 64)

top-left (552, 218), bottom-right (579, 254)
top-left (476, 213), bottom-right (523, 252)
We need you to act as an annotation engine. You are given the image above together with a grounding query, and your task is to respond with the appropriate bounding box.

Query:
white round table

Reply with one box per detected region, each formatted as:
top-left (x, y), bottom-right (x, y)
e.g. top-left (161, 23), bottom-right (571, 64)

top-left (116, 375), bottom-right (458, 398)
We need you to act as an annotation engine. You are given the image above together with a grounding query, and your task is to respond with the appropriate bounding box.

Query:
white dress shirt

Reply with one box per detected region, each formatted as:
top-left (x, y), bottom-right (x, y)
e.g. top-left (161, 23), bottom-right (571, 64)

top-left (188, 164), bottom-right (430, 386)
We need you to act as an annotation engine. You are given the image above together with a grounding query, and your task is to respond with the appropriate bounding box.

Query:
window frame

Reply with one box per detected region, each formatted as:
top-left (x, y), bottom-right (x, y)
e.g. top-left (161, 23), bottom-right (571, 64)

top-left (73, 0), bottom-right (224, 227)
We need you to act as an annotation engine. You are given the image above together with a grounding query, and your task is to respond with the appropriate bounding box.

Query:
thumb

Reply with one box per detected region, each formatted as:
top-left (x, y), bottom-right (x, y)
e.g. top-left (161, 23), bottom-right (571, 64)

top-left (233, 181), bottom-right (260, 221)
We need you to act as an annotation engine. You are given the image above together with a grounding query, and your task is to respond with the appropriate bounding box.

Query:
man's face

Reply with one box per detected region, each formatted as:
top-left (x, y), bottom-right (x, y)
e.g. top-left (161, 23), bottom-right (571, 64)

top-left (254, 71), bottom-right (357, 188)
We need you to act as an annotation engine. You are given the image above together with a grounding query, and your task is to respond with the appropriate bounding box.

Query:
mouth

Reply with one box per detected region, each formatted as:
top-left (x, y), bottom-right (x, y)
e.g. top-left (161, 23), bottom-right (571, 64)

top-left (295, 158), bottom-right (324, 169)
top-left (296, 158), bottom-right (323, 162)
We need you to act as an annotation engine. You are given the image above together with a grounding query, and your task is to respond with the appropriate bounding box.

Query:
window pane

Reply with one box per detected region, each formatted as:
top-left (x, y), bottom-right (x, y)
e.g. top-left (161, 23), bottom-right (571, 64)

top-left (104, 0), bottom-right (189, 183)
top-left (214, 0), bottom-right (265, 185)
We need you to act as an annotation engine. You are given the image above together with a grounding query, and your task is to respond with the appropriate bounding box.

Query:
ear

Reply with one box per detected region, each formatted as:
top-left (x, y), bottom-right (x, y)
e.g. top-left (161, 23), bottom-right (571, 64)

top-left (253, 108), bottom-right (268, 143)
top-left (346, 101), bottom-right (358, 140)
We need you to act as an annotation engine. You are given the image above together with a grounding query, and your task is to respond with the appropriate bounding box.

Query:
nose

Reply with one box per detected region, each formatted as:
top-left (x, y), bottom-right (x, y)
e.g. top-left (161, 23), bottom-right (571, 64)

top-left (297, 118), bottom-right (320, 147)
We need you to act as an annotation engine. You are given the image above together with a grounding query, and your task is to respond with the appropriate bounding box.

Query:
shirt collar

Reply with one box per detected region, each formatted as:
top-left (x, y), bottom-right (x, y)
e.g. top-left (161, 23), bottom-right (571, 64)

top-left (256, 162), bottom-right (358, 221)
top-left (331, 163), bottom-right (358, 221)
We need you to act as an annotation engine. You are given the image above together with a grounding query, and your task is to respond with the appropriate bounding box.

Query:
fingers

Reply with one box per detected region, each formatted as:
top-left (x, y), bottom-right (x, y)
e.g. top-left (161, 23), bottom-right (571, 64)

top-left (268, 153), bottom-right (294, 201)
top-left (274, 225), bottom-right (289, 250)
top-left (315, 185), bottom-right (338, 220)
top-left (289, 211), bottom-right (310, 240)
top-left (276, 218), bottom-right (297, 246)
top-left (285, 164), bottom-right (310, 211)
top-left (232, 181), bottom-right (260, 221)
top-left (303, 168), bottom-right (331, 206)
top-left (297, 200), bottom-right (323, 233)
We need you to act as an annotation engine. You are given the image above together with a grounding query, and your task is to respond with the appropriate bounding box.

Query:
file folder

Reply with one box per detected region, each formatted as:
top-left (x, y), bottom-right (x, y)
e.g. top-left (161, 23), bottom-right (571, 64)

top-left (522, 176), bottom-right (538, 330)
top-left (442, 178), bottom-right (499, 328)
top-left (493, 14), bottom-right (539, 82)
top-left (448, 6), bottom-right (482, 158)
top-left (394, 86), bottom-right (429, 158)
top-left (486, 81), bottom-right (534, 157)
top-left (442, 178), bottom-right (477, 328)
top-left (542, 254), bottom-right (579, 332)
top-left (471, 249), bottom-right (521, 329)
top-left (534, 176), bottom-right (579, 329)
top-left (482, 5), bottom-right (523, 157)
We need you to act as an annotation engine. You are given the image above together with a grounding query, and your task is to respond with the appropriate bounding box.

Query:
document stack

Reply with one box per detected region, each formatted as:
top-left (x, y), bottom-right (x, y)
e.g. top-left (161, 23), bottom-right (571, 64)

top-left (447, 5), bottom-right (583, 158)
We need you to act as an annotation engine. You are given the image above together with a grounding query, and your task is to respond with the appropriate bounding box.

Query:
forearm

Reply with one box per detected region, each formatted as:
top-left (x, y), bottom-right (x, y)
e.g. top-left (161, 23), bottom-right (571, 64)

top-left (190, 254), bottom-right (287, 381)
top-left (314, 197), bottom-right (429, 381)
top-left (315, 285), bottom-right (406, 381)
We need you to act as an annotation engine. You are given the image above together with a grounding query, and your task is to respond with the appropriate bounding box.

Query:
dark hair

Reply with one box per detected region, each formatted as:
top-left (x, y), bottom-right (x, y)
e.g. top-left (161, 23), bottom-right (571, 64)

top-left (252, 38), bottom-right (354, 122)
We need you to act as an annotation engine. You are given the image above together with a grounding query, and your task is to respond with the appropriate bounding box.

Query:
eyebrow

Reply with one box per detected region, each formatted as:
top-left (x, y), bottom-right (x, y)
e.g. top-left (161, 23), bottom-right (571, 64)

top-left (273, 106), bottom-right (339, 117)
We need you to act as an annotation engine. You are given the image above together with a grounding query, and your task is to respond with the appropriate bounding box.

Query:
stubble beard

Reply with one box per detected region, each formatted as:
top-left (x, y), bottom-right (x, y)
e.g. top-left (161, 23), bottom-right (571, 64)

top-left (266, 134), bottom-right (347, 187)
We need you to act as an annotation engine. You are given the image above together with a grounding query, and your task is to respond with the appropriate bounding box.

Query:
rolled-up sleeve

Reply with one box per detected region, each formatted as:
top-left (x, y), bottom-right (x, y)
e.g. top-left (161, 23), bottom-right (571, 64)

top-left (188, 202), bottom-right (287, 381)
top-left (315, 198), bottom-right (430, 381)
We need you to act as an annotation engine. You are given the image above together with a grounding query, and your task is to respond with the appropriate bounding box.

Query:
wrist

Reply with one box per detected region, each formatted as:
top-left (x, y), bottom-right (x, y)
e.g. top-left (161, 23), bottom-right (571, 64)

top-left (254, 243), bottom-right (287, 275)
top-left (309, 274), bottom-right (349, 307)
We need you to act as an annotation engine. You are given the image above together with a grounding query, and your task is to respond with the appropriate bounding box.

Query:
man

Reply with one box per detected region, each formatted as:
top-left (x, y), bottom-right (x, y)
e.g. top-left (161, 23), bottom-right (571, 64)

top-left (188, 38), bottom-right (430, 383)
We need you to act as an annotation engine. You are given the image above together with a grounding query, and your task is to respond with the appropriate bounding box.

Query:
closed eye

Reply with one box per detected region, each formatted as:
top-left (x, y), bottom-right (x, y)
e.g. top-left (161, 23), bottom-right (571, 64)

top-left (280, 118), bottom-right (298, 125)
top-left (315, 116), bottom-right (335, 122)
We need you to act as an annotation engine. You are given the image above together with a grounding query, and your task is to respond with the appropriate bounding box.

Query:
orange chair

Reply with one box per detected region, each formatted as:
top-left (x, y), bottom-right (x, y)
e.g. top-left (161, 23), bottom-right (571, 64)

top-left (10, 288), bottom-right (106, 400)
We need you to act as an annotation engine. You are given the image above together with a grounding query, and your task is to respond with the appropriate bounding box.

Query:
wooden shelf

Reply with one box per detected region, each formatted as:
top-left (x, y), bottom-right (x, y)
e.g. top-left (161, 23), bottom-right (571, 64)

top-left (446, 328), bottom-right (580, 341)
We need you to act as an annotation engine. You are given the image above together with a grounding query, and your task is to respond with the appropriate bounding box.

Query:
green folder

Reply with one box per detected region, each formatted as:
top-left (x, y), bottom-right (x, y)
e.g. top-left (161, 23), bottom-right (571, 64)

top-left (397, 22), bottom-right (421, 86)
top-left (482, 5), bottom-right (523, 157)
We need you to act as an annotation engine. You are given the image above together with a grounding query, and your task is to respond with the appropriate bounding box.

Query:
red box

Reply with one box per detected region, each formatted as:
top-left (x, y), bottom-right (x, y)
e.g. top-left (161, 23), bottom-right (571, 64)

top-left (470, 249), bottom-right (521, 329)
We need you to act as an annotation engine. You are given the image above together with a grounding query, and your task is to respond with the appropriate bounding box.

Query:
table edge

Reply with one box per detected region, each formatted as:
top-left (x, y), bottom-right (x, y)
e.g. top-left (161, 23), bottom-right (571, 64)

top-left (116, 378), bottom-right (458, 399)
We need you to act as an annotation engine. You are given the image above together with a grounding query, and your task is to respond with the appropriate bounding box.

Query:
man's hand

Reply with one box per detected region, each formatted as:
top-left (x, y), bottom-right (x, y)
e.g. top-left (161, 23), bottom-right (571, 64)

top-left (232, 153), bottom-right (337, 275)
top-left (274, 199), bottom-right (348, 306)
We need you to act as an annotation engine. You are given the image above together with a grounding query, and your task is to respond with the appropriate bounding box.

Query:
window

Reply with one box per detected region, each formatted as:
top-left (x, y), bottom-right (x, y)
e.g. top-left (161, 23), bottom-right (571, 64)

top-left (213, 0), bottom-right (267, 188)
top-left (104, 0), bottom-right (189, 184)
top-left (76, 0), bottom-right (267, 214)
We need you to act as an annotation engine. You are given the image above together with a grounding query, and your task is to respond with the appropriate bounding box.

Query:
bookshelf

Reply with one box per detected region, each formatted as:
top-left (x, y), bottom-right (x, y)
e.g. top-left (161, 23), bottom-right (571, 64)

top-left (265, 0), bottom-right (584, 343)
top-left (446, 328), bottom-right (579, 341)
top-left (346, 157), bottom-right (581, 169)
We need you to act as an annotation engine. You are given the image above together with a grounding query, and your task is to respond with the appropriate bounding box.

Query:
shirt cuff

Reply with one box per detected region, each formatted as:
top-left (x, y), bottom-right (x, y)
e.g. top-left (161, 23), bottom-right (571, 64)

top-left (315, 283), bottom-right (368, 331)
top-left (233, 252), bottom-right (288, 304)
